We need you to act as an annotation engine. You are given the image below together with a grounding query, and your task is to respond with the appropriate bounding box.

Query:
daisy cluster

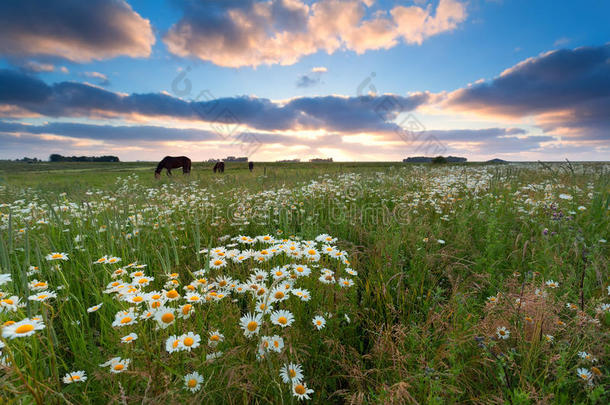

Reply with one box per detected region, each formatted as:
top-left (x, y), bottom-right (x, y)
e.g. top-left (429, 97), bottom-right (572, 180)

top-left (89, 233), bottom-right (352, 400)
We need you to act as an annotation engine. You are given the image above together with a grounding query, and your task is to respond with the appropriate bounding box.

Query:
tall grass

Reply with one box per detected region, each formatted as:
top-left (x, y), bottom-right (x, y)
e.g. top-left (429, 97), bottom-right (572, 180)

top-left (0, 162), bottom-right (608, 404)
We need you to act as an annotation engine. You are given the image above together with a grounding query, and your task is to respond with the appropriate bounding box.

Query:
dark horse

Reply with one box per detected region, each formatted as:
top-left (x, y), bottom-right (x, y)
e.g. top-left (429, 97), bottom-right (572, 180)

top-left (213, 161), bottom-right (225, 173)
top-left (155, 156), bottom-right (191, 178)
top-left (248, 162), bottom-right (254, 172)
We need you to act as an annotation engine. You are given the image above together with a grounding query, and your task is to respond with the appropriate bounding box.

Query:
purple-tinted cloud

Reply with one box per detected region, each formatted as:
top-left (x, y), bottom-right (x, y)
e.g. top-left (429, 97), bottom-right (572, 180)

top-left (0, 0), bottom-right (155, 62)
top-left (0, 69), bottom-right (428, 134)
top-left (444, 44), bottom-right (610, 141)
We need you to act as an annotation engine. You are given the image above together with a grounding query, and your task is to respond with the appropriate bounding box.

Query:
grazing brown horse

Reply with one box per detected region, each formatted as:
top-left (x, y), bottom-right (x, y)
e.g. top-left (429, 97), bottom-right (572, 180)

top-left (155, 156), bottom-right (191, 178)
top-left (213, 161), bottom-right (225, 173)
top-left (248, 162), bottom-right (254, 172)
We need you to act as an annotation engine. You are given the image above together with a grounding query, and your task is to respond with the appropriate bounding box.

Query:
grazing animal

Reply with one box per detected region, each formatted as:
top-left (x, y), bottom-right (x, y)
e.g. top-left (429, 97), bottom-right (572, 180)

top-left (249, 162), bottom-right (254, 172)
top-left (213, 161), bottom-right (225, 173)
top-left (155, 156), bottom-right (191, 179)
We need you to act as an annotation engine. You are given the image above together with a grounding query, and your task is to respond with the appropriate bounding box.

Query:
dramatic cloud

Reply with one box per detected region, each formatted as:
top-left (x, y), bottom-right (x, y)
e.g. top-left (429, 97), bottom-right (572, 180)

top-left (444, 44), bottom-right (610, 140)
top-left (0, 0), bottom-right (155, 62)
top-left (0, 121), bottom-right (217, 142)
top-left (0, 69), bottom-right (429, 134)
top-left (164, 0), bottom-right (467, 67)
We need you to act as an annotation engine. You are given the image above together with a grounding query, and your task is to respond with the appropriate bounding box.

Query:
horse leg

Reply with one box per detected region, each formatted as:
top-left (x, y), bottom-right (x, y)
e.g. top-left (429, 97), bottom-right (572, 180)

top-left (167, 168), bottom-right (172, 176)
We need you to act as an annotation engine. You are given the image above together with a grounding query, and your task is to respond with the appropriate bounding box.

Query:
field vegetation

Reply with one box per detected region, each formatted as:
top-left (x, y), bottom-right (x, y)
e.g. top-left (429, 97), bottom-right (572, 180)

top-left (0, 161), bottom-right (608, 404)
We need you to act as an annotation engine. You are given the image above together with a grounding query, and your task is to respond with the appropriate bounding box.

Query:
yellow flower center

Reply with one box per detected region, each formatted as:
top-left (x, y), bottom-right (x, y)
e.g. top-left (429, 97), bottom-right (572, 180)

top-left (71, 375), bottom-right (81, 380)
top-left (2, 299), bottom-right (13, 305)
top-left (138, 279), bottom-right (148, 284)
top-left (166, 290), bottom-right (179, 299)
top-left (187, 379), bottom-right (197, 388)
top-left (151, 301), bottom-right (160, 308)
top-left (113, 364), bottom-right (124, 371)
top-left (289, 369), bottom-right (296, 377)
top-left (34, 282), bottom-right (46, 287)
top-left (15, 324), bottom-right (35, 334)
top-left (214, 260), bottom-right (223, 266)
top-left (132, 296), bottom-right (143, 302)
top-left (183, 337), bottom-right (195, 346)
top-left (274, 291), bottom-right (284, 299)
top-left (278, 316), bottom-right (287, 325)
top-left (51, 254), bottom-right (63, 259)
top-left (161, 313), bottom-right (174, 323)
top-left (173, 340), bottom-right (180, 348)
top-left (294, 384), bottom-right (306, 395)
top-left (120, 316), bottom-right (132, 324)
top-left (210, 334), bottom-right (220, 341)
top-left (247, 321), bottom-right (258, 331)
top-left (182, 304), bottom-right (192, 315)
top-left (308, 249), bottom-right (316, 255)
top-left (218, 280), bottom-right (227, 287)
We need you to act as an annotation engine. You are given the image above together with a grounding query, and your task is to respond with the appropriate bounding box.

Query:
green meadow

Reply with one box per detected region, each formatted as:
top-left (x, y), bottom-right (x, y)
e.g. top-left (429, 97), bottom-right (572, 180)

top-left (0, 161), bottom-right (608, 404)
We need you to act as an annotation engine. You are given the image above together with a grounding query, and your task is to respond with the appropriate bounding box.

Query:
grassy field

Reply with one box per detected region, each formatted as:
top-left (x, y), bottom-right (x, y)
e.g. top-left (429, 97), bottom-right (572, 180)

top-left (0, 161), bottom-right (608, 404)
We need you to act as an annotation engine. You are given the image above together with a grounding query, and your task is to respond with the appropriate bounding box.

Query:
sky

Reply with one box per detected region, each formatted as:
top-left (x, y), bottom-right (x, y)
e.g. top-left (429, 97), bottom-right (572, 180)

top-left (0, 0), bottom-right (609, 162)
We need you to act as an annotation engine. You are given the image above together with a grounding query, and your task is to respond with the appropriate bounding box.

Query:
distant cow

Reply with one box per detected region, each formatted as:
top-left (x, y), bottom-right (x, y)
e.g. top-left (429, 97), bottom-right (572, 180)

top-left (213, 161), bottom-right (225, 173)
top-left (249, 162), bottom-right (254, 172)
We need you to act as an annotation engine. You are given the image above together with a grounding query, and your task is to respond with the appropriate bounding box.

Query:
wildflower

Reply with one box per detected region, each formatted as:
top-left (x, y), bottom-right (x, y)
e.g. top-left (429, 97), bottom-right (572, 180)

top-left (29, 279), bottom-right (49, 291)
top-left (166, 335), bottom-right (183, 353)
top-left (566, 303), bottom-right (578, 310)
top-left (280, 363), bottom-right (304, 383)
top-left (496, 326), bottom-right (510, 340)
top-left (179, 303), bottom-right (195, 318)
top-left (100, 357), bottom-right (130, 374)
top-left (154, 307), bottom-right (176, 329)
top-left (184, 371), bottom-right (203, 392)
top-left (28, 290), bottom-right (57, 302)
top-left (134, 276), bottom-right (153, 287)
top-left (2, 318), bottom-right (45, 339)
top-left (209, 258), bottom-right (226, 269)
top-left (338, 278), bottom-right (354, 288)
top-left (544, 334), bottom-right (554, 343)
top-left (487, 295), bottom-right (498, 304)
top-left (206, 351), bottom-right (223, 362)
top-left (107, 256), bottom-right (121, 264)
top-left (576, 368), bottom-right (592, 382)
top-left (112, 310), bottom-right (138, 327)
top-left (164, 289), bottom-right (181, 301)
top-left (292, 382), bottom-right (314, 400)
top-left (578, 351), bottom-right (597, 362)
top-left (270, 310), bottom-right (295, 328)
top-left (312, 316), bottom-right (326, 330)
top-left (545, 280), bottom-right (559, 289)
top-left (180, 332), bottom-right (201, 351)
top-left (63, 371), bottom-right (87, 384)
top-left (240, 313), bottom-right (262, 337)
top-left (270, 286), bottom-right (289, 303)
top-left (46, 252), bottom-right (68, 261)
top-left (208, 330), bottom-right (224, 347)
top-left (121, 333), bottom-right (138, 343)
top-left (0, 273), bottom-right (11, 286)
top-left (0, 296), bottom-right (21, 312)
top-left (93, 256), bottom-right (108, 264)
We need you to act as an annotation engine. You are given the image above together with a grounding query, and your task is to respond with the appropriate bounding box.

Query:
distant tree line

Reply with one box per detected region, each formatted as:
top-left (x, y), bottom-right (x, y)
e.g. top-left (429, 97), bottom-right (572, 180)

top-left (49, 154), bottom-right (120, 162)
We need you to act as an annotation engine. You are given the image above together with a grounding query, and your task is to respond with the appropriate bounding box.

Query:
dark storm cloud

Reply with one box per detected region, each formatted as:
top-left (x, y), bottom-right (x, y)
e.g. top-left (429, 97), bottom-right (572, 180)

top-left (0, 69), bottom-right (429, 134)
top-left (0, 0), bottom-right (155, 62)
top-left (0, 121), bottom-right (218, 142)
top-left (445, 44), bottom-right (610, 140)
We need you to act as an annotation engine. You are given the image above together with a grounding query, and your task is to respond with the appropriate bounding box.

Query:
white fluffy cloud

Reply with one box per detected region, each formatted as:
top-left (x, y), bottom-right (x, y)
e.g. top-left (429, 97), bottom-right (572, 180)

top-left (164, 0), bottom-right (467, 68)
